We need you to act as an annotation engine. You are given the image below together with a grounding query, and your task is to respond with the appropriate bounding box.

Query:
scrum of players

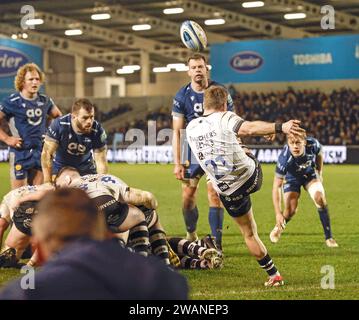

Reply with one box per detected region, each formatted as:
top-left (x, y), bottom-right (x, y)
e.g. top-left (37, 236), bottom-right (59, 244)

top-left (0, 60), bottom-right (338, 288)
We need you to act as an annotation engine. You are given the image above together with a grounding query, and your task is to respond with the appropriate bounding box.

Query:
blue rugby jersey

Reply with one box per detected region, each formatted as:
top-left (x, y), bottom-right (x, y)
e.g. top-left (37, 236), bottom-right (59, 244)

top-left (45, 114), bottom-right (107, 169)
top-left (0, 93), bottom-right (55, 150)
top-left (275, 137), bottom-right (322, 181)
top-left (172, 80), bottom-right (234, 125)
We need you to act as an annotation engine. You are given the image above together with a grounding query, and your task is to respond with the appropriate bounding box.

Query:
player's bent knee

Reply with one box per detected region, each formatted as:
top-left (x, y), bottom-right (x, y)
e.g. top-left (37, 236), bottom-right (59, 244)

top-left (307, 181), bottom-right (326, 208)
top-left (314, 192), bottom-right (326, 208)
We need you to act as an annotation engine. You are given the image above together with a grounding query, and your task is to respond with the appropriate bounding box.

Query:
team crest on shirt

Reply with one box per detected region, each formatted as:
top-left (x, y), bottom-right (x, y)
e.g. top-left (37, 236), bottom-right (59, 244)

top-left (15, 164), bottom-right (22, 171)
top-left (23, 218), bottom-right (32, 229)
top-left (100, 131), bottom-right (107, 142)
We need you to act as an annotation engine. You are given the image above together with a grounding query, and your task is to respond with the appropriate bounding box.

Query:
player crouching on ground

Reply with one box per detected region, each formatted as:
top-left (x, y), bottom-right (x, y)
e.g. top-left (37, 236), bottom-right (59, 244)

top-left (54, 167), bottom-right (152, 258)
top-left (0, 183), bottom-right (54, 268)
top-left (186, 85), bottom-right (306, 287)
top-left (270, 134), bottom-right (338, 248)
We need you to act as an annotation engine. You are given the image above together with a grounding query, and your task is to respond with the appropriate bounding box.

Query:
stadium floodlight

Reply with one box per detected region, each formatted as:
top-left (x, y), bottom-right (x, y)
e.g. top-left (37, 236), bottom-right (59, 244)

top-left (25, 18), bottom-right (44, 26)
top-left (207, 65), bottom-right (212, 70)
top-left (132, 24), bottom-right (152, 31)
top-left (153, 67), bottom-right (171, 73)
top-left (122, 65), bottom-right (141, 71)
top-left (167, 64), bottom-right (189, 72)
top-left (284, 13), bottom-right (307, 20)
top-left (116, 68), bottom-right (134, 74)
top-left (11, 34), bottom-right (17, 39)
top-left (86, 66), bottom-right (104, 73)
top-left (242, 1), bottom-right (265, 8)
top-left (175, 66), bottom-right (189, 72)
top-left (65, 29), bottom-right (83, 36)
top-left (163, 8), bottom-right (184, 15)
top-left (167, 63), bottom-right (186, 69)
top-left (22, 33), bottom-right (28, 39)
top-left (204, 19), bottom-right (225, 26)
top-left (91, 13), bottom-right (111, 20)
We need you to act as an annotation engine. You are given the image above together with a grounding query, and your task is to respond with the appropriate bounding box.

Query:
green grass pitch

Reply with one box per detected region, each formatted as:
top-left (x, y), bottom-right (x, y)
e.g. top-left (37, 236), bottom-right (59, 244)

top-left (0, 162), bottom-right (358, 299)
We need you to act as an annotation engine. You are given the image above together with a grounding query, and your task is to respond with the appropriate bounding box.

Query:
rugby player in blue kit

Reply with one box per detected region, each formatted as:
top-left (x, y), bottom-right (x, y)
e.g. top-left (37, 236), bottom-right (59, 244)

top-left (0, 63), bottom-right (62, 188)
top-left (270, 134), bottom-right (339, 247)
top-left (172, 53), bottom-right (234, 249)
top-left (0, 63), bottom-right (61, 245)
top-left (41, 98), bottom-right (108, 183)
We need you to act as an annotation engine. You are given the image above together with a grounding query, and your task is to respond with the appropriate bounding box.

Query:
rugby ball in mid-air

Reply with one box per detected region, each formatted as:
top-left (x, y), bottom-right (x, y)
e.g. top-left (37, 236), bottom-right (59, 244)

top-left (180, 20), bottom-right (207, 52)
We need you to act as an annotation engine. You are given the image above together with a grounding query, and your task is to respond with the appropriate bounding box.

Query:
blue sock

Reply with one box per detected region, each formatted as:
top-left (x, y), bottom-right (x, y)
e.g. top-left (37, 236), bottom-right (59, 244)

top-left (208, 207), bottom-right (224, 248)
top-left (258, 254), bottom-right (278, 277)
top-left (318, 207), bottom-right (333, 240)
top-left (182, 207), bottom-right (199, 233)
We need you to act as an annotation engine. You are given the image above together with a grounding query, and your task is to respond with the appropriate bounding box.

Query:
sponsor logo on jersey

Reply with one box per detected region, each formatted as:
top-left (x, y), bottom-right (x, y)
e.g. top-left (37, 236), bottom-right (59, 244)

top-left (230, 51), bottom-right (263, 73)
top-left (100, 131), bottom-right (107, 143)
top-left (15, 164), bottom-right (22, 171)
top-left (0, 46), bottom-right (30, 77)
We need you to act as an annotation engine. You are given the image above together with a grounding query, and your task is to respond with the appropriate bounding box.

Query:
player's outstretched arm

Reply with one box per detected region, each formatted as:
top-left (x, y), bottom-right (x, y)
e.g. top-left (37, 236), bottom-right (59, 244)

top-left (94, 147), bottom-right (108, 174)
top-left (41, 139), bottom-right (58, 183)
top-left (272, 176), bottom-right (285, 228)
top-left (172, 116), bottom-right (185, 180)
top-left (238, 119), bottom-right (305, 137)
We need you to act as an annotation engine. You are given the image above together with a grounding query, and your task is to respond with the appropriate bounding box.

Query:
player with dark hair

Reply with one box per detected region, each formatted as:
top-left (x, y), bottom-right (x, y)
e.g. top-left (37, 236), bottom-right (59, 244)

top-left (270, 134), bottom-right (339, 247)
top-left (41, 98), bottom-right (108, 183)
top-left (172, 53), bottom-right (234, 249)
top-left (186, 85), bottom-right (305, 286)
top-left (0, 183), bottom-right (54, 267)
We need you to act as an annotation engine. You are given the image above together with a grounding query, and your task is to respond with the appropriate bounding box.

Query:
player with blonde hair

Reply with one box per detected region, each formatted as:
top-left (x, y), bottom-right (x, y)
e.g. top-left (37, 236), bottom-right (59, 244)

top-left (270, 134), bottom-right (338, 247)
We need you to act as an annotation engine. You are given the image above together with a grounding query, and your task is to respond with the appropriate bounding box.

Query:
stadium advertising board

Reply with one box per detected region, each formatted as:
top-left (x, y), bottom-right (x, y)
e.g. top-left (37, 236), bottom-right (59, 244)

top-left (0, 39), bottom-right (42, 100)
top-left (211, 34), bottom-right (359, 83)
top-left (0, 146), bottom-right (351, 164)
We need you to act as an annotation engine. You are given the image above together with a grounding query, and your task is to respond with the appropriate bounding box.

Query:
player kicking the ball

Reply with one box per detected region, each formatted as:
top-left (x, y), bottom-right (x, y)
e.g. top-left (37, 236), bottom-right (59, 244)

top-left (270, 134), bottom-right (338, 248)
top-left (186, 85), bottom-right (305, 287)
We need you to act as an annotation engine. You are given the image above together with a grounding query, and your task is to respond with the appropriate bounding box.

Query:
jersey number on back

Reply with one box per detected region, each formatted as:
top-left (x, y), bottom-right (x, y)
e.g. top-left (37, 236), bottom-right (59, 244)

top-left (204, 156), bottom-right (234, 180)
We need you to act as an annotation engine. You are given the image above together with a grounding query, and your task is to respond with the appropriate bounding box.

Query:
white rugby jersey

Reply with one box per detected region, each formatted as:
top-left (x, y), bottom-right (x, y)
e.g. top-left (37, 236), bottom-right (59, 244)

top-left (186, 111), bottom-right (255, 195)
top-left (0, 184), bottom-right (54, 221)
top-left (70, 174), bottom-right (129, 202)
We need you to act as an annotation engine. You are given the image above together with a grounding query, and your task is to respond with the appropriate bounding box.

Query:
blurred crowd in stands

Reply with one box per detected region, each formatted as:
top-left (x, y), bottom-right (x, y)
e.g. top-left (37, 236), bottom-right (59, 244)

top-left (231, 87), bottom-right (359, 146)
top-left (108, 87), bottom-right (359, 147)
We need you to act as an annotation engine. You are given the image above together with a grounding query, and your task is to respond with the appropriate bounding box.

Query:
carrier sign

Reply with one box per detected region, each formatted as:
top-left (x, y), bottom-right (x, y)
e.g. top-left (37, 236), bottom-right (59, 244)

top-left (0, 47), bottom-right (30, 77)
top-left (230, 51), bottom-right (263, 73)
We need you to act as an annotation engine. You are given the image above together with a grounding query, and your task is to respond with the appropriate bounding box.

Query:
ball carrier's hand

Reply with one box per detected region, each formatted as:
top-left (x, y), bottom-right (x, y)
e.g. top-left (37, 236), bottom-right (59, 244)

top-left (281, 120), bottom-right (306, 137)
top-left (174, 164), bottom-right (185, 180)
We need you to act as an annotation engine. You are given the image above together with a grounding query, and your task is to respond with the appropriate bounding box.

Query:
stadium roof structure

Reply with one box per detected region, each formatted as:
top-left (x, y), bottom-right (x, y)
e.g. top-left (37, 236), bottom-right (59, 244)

top-left (1, 0), bottom-right (359, 71)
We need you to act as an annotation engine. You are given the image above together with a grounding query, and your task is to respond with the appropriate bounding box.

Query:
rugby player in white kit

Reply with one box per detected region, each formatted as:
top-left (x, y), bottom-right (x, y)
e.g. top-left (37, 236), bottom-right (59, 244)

top-left (186, 86), bottom-right (305, 287)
